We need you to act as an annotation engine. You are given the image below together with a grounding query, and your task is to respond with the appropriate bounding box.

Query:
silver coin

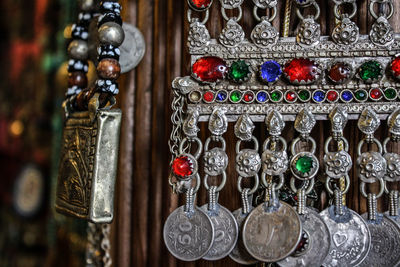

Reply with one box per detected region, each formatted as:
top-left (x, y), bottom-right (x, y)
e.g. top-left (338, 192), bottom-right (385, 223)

top-left (119, 23), bottom-right (146, 73)
top-left (163, 205), bottom-right (214, 261)
top-left (277, 207), bottom-right (331, 267)
top-left (229, 208), bottom-right (258, 265)
top-left (242, 201), bottom-right (302, 263)
top-left (200, 204), bottom-right (239, 261)
top-left (358, 213), bottom-right (400, 267)
top-left (384, 210), bottom-right (400, 226)
top-left (320, 206), bottom-right (371, 267)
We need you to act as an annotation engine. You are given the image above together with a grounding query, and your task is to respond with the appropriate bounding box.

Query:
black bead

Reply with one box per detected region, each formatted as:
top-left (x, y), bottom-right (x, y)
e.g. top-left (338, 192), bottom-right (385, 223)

top-left (71, 24), bottom-right (89, 40)
top-left (98, 12), bottom-right (122, 27)
top-left (68, 59), bottom-right (89, 73)
top-left (77, 12), bottom-right (93, 27)
top-left (97, 44), bottom-right (120, 61)
top-left (95, 79), bottom-right (119, 95)
top-left (100, 1), bottom-right (121, 15)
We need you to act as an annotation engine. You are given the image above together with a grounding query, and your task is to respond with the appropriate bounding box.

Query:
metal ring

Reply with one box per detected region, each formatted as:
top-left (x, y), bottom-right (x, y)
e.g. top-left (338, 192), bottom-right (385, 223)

top-left (324, 136), bottom-right (349, 154)
top-left (236, 136), bottom-right (259, 154)
top-left (383, 137), bottom-right (391, 154)
top-left (360, 178), bottom-right (385, 198)
top-left (237, 175), bottom-right (260, 195)
top-left (204, 171), bottom-right (227, 192)
top-left (357, 138), bottom-right (383, 156)
top-left (325, 175), bottom-right (350, 195)
top-left (296, 1), bottom-right (320, 21)
top-left (204, 136), bottom-right (226, 152)
top-left (253, 6), bottom-right (277, 22)
top-left (369, 0), bottom-right (394, 20)
top-left (291, 136), bottom-right (317, 155)
top-left (179, 137), bottom-right (203, 159)
top-left (221, 6), bottom-right (243, 22)
top-left (261, 173), bottom-right (284, 191)
top-left (334, 2), bottom-right (357, 20)
top-left (187, 9), bottom-right (210, 25)
top-left (263, 136), bottom-right (287, 152)
top-left (290, 177), bottom-right (314, 195)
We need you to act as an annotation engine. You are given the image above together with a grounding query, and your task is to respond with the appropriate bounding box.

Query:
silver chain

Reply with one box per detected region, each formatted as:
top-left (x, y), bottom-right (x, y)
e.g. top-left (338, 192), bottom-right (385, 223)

top-left (168, 87), bottom-right (185, 164)
top-left (86, 223), bottom-right (103, 267)
top-left (101, 224), bottom-right (112, 267)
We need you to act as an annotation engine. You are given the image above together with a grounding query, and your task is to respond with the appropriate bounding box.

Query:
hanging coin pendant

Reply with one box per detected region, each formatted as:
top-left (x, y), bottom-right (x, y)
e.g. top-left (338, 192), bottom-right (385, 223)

top-left (385, 211), bottom-right (400, 227)
top-left (163, 206), bottom-right (214, 261)
top-left (277, 207), bottom-right (331, 267)
top-left (229, 208), bottom-right (258, 265)
top-left (200, 204), bottom-right (239, 261)
top-left (320, 206), bottom-right (371, 267)
top-left (358, 214), bottom-right (400, 267)
top-left (119, 23), bottom-right (146, 73)
top-left (242, 201), bottom-right (302, 262)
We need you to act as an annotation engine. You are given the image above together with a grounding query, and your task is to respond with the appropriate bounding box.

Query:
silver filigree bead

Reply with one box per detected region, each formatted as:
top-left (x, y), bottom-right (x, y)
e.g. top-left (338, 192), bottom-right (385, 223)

top-left (384, 153), bottom-right (400, 182)
top-left (219, 19), bottom-right (245, 47)
top-left (235, 114), bottom-right (255, 141)
top-left (370, 16), bottom-right (394, 47)
top-left (209, 108), bottom-right (228, 136)
top-left (183, 109), bottom-right (200, 138)
top-left (358, 107), bottom-right (380, 136)
top-left (204, 148), bottom-right (229, 176)
top-left (220, 0), bottom-right (244, 9)
top-left (329, 107), bottom-right (348, 136)
top-left (262, 149), bottom-right (289, 176)
top-left (252, 0), bottom-right (277, 9)
top-left (266, 110), bottom-right (285, 136)
top-left (294, 108), bottom-right (316, 136)
top-left (188, 20), bottom-right (211, 49)
top-left (297, 17), bottom-right (321, 47)
top-left (251, 18), bottom-right (279, 48)
top-left (324, 151), bottom-right (352, 179)
top-left (357, 152), bottom-right (387, 183)
top-left (331, 17), bottom-right (359, 45)
top-left (236, 149), bottom-right (261, 177)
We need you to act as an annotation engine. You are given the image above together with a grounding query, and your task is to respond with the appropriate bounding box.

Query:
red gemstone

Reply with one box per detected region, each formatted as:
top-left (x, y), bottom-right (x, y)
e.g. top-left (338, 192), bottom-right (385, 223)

top-left (284, 58), bottom-right (320, 84)
top-left (188, 0), bottom-right (212, 10)
top-left (391, 57), bottom-right (400, 79)
top-left (327, 90), bottom-right (339, 102)
top-left (172, 156), bottom-right (193, 177)
top-left (285, 91), bottom-right (297, 102)
top-left (243, 92), bottom-right (254, 102)
top-left (192, 56), bottom-right (228, 83)
top-left (328, 62), bottom-right (352, 83)
top-left (203, 91), bottom-right (214, 102)
top-left (370, 88), bottom-right (383, 100)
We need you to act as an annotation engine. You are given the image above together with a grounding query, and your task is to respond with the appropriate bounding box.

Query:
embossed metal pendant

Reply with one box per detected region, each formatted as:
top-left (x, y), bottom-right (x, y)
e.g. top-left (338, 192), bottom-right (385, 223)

top-left (56, 99), bottom-right (122, 223)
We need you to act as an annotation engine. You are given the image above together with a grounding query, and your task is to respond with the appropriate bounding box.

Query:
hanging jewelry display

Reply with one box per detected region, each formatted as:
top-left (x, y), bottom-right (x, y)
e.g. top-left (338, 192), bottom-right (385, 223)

top-left (165, 0), bottom-right (400, 264)
top-left (357, 108), bottom-right (400, 267)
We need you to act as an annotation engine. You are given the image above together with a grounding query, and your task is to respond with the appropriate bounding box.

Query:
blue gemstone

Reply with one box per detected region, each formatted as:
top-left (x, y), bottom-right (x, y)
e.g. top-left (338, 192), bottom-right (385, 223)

top-left (257, 91), bottom-right (268, 102)
top-left (216, 91), bottom-right (227, 102)
top-left (260, 61), bottom-right (282, 83)
top-left (341, 91), bottom-right (353, 102)
top-left (313, 91), bottom-right (325, 102)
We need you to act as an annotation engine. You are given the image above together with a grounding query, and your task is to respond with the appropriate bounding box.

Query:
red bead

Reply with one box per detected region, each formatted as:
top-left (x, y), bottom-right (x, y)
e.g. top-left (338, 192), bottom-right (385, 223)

top-left (327, 90), bottom-right (338, 102)
top-left (172, 156), bottom-right (193, 177)
top-left (284, 58), bottom-right (320, 84)
top-left (203, 91), bottom-right (214, 102)
top-left (370, 88), bottom-right (383, 100)
top-left (192, 56), bottom-right (228, 83)
top-left (188, 0), bottom-right (212, 10)
top-left (391, 57), bottom-right (400, 79)
top-left (243, 92), bottom-right (254, 102)
top-left (285, 91), bottom-right (297, 102)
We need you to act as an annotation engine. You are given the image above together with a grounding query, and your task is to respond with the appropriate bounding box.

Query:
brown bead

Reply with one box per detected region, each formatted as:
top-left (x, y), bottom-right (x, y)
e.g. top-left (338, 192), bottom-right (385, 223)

top-left (328, 62), bottom-right (352, 84)
top-left (75, 89), bottom-right (88, 111)
top-left (97, 58), bottom-right (121, 80)
top-left (68, 72), bottom-right (88, 88)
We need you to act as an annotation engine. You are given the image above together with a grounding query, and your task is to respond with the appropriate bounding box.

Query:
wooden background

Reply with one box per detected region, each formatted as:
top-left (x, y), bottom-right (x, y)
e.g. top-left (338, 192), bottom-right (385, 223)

top-left (109, 1), bottom-right (400, 266)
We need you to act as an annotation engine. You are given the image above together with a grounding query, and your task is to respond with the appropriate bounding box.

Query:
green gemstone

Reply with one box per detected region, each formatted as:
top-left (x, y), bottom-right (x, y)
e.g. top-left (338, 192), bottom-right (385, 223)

top-left (359, 61), bottom-right (382, 82)
top-left (229, 60), bottom-right (250, 82)
top-left (385, 88), bottom-right (397, 100)
top-left (270, 91), bottom-right (282, 102)
top-left (298, 90), bottom-right (310, 101)
top-left (355, 90), bottom-right (368, 101)
top-left (295, 156), bottom-right (313, 174)
top-left (230, 91), bottom-right (242, 102)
